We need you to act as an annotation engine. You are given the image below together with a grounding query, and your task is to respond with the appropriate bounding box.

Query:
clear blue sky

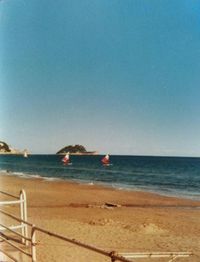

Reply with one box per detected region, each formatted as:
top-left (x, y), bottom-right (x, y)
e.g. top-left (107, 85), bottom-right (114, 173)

top-left (1, 0), bottom-right (200, 156)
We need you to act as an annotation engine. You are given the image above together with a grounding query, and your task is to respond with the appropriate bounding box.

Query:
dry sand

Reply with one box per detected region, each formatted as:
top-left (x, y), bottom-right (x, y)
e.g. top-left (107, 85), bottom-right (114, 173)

top-left (0, 172), bottom-right (200, 261)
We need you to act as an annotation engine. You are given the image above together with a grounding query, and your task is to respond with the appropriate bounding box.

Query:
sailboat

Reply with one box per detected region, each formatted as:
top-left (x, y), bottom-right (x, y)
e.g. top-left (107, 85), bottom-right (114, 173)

top-left (23, 150), bottom-right (28, 158)
top-left (101, 154), bottom-right (111, 166)
top-left (62, 152), bottom-right (72, 165)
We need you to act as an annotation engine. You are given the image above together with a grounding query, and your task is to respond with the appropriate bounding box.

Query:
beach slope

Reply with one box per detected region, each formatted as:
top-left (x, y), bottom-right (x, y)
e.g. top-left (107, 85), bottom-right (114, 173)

top-left (0, 173), bottom-right (200, 261)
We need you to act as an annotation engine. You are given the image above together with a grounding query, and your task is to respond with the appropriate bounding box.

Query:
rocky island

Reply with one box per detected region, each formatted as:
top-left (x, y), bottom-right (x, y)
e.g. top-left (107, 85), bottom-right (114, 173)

top-left (0, 141), bottom-right (25, 155)
top-left (56, 144), bottom-right (98, 155)
top-left (0, 141), bottom-right (11, 153)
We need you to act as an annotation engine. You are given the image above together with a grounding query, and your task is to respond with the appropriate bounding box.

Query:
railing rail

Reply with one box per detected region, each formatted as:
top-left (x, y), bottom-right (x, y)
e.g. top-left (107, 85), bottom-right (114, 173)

top-left (0, 223), bottom-right (31, 242)
top-left (120, 252), bottom-right (193, 259)
top-left (31, 225), bottom-right (133, 262)
top-left (0, 235), bottom-right (32, 257)
top-left (0, 190), bottom-right (193, 262)
top-left (0, 208), bottom-right (33, 227)
top-left (0, 190), bottom-right (19, 199)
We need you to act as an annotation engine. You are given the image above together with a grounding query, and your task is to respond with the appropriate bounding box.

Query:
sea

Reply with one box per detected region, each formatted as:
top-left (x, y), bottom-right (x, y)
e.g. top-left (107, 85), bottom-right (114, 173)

top-left (0, 155), bottom-right (200, 201)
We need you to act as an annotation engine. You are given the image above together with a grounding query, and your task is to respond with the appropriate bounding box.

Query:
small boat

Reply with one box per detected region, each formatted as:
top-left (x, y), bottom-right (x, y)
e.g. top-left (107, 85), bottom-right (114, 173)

top-left (101, 154), bottom-right (111, 166)
top-left (62, 152), bottom-right (72, 165)
top-left (23, 150), bottom-right (28, 158)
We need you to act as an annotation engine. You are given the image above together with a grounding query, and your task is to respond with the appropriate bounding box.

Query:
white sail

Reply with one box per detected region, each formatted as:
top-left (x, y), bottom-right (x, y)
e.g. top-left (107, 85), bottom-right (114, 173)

top-left (62, 152), bottom-right (70, 164)
top-left (105, 154), bottom-right (109, 160)
top-left (24, 151), bottom-right (28, 158)
top-left (101, 154), bottom-right (110, 165)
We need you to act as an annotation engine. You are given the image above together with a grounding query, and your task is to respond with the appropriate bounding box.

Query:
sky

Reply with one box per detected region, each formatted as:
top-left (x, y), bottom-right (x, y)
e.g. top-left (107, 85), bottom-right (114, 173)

top-left (1, 0), bottom-right (200, 156)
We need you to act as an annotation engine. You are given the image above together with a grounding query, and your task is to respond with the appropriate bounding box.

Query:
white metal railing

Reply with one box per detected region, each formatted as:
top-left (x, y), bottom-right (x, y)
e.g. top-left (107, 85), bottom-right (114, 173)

top-left (120, 252), bottom-right (193, 261)
top-left (0, 190), bottom-right (193, 262)
top-left (0, 208), bottom-right (34, 261)
top-left (0, 206), bottom-right (133, 262)
top-left (0, 190), bottom-right (28, 245)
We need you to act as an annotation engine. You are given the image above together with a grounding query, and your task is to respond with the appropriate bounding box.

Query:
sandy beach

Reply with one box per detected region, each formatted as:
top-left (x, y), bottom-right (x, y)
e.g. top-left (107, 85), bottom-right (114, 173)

top-left (0, 172), bottom-right (200, 261)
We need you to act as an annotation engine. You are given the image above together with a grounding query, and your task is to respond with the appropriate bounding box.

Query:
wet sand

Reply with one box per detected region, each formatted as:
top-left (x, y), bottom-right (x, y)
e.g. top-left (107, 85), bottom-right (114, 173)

top-left (0, 173), bottom-right (200, 261)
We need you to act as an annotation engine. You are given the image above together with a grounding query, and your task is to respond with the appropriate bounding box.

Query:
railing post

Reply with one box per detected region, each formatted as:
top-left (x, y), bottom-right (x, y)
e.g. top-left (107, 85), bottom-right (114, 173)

top-left (22, 189), bottom-right (28, 246)
top-left (31, 225), bottom-right (37, 262)
top-left (20, 189), bottom-right (28, 246)
top-left (19, 190), bottom-right (25, 244)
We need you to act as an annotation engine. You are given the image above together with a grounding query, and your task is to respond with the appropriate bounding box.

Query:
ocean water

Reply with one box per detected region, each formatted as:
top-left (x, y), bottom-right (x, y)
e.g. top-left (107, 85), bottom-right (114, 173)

top-left (0, 155), bottom-right (200, 200)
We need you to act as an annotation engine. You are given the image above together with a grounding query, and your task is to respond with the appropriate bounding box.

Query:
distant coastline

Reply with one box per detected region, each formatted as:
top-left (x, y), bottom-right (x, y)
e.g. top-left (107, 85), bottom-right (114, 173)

top-left (0, 151), bottom-right (29, 156)
top-left (0, 152), bottom-right (23, 155)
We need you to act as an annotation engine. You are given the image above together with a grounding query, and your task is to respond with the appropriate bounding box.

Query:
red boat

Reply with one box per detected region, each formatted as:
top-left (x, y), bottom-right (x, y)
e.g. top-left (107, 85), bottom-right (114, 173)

top-left (62, 153), bottom-right (71, 165)
top-left (101, 154), bottom-right (110, 165)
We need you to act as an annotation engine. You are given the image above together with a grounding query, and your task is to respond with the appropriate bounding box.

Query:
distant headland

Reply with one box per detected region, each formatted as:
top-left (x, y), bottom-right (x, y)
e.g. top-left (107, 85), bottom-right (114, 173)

top-left (0, 141), bottom-right (97, 155)
top-left (0, 141), bottom-right (22, 154)
top-left (56, 145), bottom-right (98, 155)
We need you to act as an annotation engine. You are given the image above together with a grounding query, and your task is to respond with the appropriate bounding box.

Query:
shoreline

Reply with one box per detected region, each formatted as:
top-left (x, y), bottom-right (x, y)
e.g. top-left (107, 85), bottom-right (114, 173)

top-left (0, 172), bottom-right (200, 261)
top-left (1, 171), bottom-right (200, 207)
top-left (1, 170), bottom-right (200, 202)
